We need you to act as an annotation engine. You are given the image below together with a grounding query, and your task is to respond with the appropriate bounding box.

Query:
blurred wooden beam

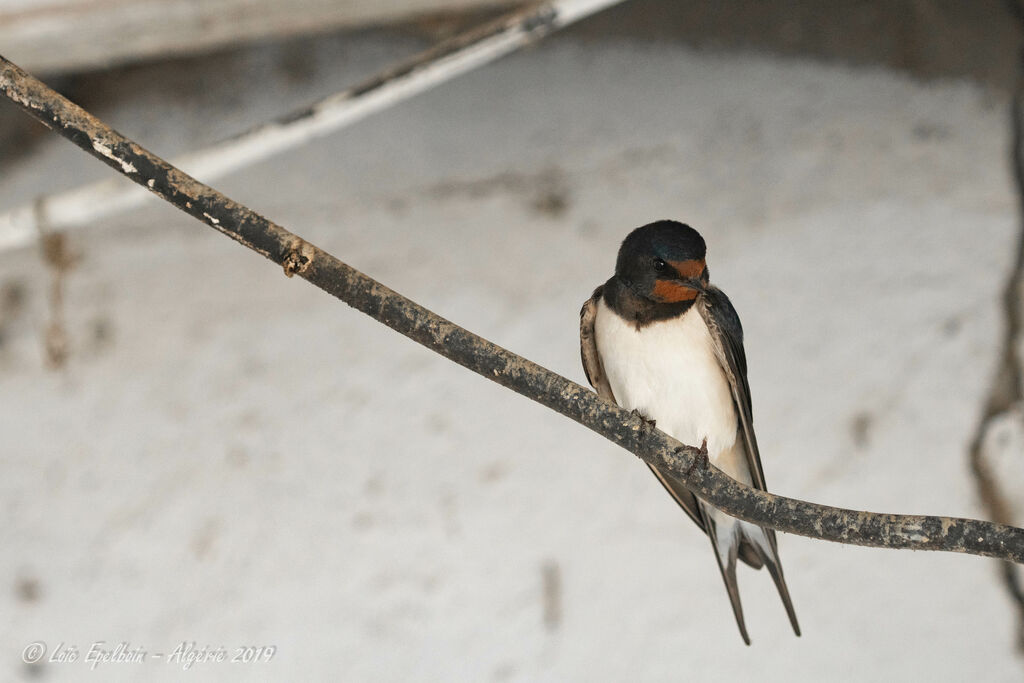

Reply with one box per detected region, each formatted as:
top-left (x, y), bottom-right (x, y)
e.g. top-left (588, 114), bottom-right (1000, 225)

top-left (0, 0), bottom-right (522, 74)
top-left (0, 0), bottom-right (626, 251)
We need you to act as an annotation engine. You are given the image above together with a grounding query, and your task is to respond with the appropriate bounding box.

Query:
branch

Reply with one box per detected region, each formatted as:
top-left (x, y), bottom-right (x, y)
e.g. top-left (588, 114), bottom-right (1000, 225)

top-left (3, 54), bottom-right (1024, 565)
top-left (0, 0), bottom-right (626, 253)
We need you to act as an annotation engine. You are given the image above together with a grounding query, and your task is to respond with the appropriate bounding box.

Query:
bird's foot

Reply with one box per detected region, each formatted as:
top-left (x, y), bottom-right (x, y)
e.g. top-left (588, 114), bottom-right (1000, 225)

top-left (683, 438), bottom-right (710, 478)
top-left (631, 410), bottom-right (659, 450)
top-left (630, 409), bottom-right (656, 431)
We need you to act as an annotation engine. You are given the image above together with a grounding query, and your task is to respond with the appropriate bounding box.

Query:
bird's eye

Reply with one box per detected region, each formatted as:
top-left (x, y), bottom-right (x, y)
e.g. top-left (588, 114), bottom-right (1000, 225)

top-left (653, 258), bottom-right (669, 273)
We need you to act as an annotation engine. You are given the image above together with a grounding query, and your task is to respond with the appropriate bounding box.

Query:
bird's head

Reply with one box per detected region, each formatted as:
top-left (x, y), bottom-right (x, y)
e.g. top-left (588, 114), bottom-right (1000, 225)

top-left (614, 220), bottom-right (708, 303)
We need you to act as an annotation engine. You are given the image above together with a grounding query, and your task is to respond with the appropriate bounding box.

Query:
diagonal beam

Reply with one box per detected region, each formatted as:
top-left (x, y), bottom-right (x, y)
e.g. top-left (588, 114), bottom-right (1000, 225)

top-left (0, 0), bottom-right (627, 253)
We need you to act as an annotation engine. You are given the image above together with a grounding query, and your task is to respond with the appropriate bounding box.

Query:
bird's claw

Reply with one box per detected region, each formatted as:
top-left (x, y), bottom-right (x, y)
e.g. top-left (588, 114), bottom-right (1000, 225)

top-left (626, 409), bottom-right (659, 436)
top-left (683, 437), bottom-right (709, 478)
top-left (630, 409), bottom-right (656, 430)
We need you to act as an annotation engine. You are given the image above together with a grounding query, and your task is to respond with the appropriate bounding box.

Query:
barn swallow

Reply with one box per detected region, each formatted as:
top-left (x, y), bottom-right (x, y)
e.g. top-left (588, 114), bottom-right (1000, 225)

top-left (579, 220), bottom-right (799, 644)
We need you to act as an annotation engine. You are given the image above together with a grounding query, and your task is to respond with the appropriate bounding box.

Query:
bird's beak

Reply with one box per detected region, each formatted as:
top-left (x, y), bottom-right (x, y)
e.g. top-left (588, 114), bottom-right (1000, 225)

top-left (679, 276), bottom-right (707, 294)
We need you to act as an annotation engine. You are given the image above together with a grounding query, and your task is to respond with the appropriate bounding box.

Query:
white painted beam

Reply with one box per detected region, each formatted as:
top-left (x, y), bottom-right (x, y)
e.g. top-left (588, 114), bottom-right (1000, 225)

top-left (0, 0), bottom-right (627, 253)
top-left (0, 0), bottom-right (520, 74)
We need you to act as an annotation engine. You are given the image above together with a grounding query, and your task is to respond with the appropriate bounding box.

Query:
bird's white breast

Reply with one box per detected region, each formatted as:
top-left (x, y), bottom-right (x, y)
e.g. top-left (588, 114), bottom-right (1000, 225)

top-left (594, 298), bottom-right (738, 463)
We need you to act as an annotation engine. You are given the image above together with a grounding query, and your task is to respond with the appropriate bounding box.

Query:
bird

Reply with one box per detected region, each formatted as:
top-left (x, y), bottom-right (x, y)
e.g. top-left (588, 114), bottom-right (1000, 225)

top-left (579, 219), bottom-right (799, 645)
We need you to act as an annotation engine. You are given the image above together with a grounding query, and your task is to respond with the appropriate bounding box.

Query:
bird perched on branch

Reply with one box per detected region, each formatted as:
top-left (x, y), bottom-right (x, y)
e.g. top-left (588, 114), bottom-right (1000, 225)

top-left (579, 220), bottom-right (799, 644)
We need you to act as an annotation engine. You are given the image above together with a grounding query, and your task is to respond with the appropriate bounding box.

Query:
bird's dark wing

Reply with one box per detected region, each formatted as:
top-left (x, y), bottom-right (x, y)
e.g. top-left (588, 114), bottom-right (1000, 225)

top-left (697, 286), bottom-right (766, 490)
top-left (580, 286), bottom-right (707, 533)
top-left (579, 286), bottom-right (616, 401)
top-left (698, 285), bottom-right (800, 636)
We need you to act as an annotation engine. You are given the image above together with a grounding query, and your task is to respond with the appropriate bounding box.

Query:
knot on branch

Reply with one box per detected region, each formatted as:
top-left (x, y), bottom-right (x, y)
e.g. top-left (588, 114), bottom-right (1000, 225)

top-left (282, 242), bottom-right (314, 278)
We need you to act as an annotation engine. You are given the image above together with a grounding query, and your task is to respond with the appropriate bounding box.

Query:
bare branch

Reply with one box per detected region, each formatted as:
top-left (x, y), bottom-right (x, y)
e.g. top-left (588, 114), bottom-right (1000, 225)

top-left (0, 0), bottom-right (626, 253)
top-left (3, 53), bottom-right (1024, 564)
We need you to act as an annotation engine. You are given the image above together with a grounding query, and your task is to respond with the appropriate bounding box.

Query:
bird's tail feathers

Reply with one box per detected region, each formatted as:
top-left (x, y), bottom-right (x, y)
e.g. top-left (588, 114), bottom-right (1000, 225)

top-left (744, 525), bottom-right (801, 637)
top-left (701, 505), bottom-right (801, 642)
top-left (700, 503), bottom-right (751, 645)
